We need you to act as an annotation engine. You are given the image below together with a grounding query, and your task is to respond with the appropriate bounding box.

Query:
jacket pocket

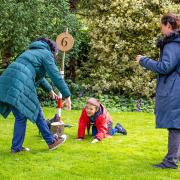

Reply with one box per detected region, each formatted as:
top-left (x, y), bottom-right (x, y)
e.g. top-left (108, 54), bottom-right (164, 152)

top-left (156, 74), bottom-right (177, 97)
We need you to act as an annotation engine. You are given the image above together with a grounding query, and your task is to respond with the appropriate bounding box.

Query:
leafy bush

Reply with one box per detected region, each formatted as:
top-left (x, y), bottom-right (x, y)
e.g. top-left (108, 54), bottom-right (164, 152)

top-left (37, 77), bottom-right (154, 112)
top-left (77, 0), bottom-right (179, 98)
top-left (0, 0), bottom-right (84, 70)
top-left (38, 90), bottom-right (154, 112)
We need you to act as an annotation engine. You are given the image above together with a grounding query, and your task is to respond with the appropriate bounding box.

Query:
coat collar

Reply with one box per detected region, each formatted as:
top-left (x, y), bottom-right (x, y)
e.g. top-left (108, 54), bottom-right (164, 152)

top-left (156, 30), bottom-right (180, 48)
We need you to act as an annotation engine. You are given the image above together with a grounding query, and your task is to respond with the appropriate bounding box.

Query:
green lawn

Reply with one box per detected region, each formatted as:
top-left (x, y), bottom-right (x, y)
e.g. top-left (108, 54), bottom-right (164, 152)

top-left (0, 107), bottom-right (179, 180)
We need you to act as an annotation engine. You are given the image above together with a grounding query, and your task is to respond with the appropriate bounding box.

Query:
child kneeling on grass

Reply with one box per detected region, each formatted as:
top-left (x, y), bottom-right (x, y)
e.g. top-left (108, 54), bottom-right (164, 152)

top-left (77, 98), bottom-right (127, 143)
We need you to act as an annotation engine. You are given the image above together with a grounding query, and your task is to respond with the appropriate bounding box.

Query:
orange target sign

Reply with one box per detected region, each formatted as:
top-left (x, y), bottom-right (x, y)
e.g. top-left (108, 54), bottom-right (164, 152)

top-left (56, 32), bottom-right (74, 52)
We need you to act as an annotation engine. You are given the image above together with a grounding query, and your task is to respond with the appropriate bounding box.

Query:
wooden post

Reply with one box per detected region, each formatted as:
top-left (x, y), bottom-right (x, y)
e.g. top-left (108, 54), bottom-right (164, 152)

top-left (56, 28), bottom-right (74, 118)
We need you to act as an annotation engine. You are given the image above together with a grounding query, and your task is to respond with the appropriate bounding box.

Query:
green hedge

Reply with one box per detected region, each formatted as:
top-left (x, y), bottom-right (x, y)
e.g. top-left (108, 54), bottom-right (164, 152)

top-left (39, 93), bottom-right (154, 112)
top-left (37, 80), bottom-right (154, 112)
top-left (76, 0), bottom-right (179, 98)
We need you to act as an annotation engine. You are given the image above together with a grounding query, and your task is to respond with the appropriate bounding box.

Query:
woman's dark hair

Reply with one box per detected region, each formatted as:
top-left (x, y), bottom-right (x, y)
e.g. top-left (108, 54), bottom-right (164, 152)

top-left (36, 37), bottom-right (59, 56)
top-left (161, 13), bottom-right (180, 30)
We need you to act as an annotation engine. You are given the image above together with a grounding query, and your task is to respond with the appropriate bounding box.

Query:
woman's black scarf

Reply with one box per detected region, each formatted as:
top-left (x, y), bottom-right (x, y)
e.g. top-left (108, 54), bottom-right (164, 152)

top-left (156, 30), bottom-right (180, 49)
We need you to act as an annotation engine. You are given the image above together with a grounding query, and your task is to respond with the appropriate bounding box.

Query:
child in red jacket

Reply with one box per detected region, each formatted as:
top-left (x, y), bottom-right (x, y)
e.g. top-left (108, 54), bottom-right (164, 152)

top-left (77, 98), bottom-right (127, 143)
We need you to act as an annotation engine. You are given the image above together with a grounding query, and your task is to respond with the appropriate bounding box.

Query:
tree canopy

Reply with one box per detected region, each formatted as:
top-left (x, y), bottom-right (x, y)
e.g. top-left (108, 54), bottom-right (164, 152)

top-left (0, 0), bottom-right (82, 68)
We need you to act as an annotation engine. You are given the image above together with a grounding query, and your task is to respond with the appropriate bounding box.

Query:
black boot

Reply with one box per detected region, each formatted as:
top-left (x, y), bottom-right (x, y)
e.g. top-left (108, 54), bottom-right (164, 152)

top-left (115, 123), bottom-right (127, 135)
top-left (153, 162), bottom-right (178, 169)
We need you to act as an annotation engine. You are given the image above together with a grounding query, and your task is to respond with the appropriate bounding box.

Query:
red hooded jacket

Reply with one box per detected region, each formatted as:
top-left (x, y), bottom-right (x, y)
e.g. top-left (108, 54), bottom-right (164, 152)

top-left (77, 105), bottom-right (112, 140)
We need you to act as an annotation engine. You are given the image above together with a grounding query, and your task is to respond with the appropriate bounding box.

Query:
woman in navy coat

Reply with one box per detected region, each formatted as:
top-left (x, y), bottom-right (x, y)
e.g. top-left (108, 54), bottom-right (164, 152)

top-left (136, 13), bottom-right (180, 169)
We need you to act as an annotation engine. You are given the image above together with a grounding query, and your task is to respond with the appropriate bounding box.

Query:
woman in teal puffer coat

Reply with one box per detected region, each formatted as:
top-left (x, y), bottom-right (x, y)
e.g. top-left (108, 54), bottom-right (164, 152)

top-left (0, 38), bottom-right (71, 152)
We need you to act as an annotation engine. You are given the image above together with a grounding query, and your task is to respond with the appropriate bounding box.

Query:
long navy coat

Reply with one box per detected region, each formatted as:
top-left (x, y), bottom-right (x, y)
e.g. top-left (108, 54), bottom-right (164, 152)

top-left (140, 31), bottom-right (180, 129)
top-left (0, 41), bottom-right (71, 122)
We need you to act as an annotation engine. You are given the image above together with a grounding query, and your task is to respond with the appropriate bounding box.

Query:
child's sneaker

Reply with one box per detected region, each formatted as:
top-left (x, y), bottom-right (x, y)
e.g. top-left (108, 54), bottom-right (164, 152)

top-left (115, 123), bottom-right (127, 135)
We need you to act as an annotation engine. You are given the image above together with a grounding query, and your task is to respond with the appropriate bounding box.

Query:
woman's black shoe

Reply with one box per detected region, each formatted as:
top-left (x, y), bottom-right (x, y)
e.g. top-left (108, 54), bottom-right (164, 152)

top-left (153, 163), bottom-right (178, 169)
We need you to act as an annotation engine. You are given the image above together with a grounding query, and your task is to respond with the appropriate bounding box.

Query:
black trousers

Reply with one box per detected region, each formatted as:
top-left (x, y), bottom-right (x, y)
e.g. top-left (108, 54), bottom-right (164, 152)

top-left (162, 129), bottom-right (180, 168)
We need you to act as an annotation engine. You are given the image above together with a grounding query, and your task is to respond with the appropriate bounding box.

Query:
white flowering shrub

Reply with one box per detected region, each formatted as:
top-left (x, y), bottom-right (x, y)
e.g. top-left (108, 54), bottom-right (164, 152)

top-left (79, 0), bottom-right (179, 97)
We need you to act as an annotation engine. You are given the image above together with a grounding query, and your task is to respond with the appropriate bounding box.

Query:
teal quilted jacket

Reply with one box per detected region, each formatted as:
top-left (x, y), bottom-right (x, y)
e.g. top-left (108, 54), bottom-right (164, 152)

top-left (0, 41), bottom-right (71, 122)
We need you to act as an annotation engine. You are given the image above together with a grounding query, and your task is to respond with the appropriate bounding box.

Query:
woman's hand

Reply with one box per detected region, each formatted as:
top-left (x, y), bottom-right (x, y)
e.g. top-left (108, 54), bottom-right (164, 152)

top-left (49, 90), bottom-right (58, 100)
top-left (136, 55), bottom-right (144, 63)
top-left (63, 96), bottom-right (71, 110)
top-left (49, 92), bottom-right (71, 110)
